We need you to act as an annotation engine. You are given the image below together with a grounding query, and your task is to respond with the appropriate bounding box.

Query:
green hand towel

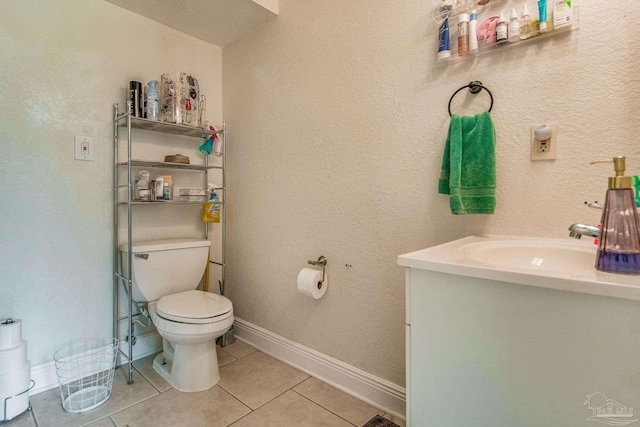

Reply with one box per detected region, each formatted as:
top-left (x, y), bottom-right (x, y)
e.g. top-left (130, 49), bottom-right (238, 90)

top-left (438, 111), bottom-right (496, 214)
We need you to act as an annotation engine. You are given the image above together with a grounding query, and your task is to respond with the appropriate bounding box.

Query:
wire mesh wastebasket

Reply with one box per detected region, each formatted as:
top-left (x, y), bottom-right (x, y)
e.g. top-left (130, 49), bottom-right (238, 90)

top-left (54, 338), bottom-right (119, 413)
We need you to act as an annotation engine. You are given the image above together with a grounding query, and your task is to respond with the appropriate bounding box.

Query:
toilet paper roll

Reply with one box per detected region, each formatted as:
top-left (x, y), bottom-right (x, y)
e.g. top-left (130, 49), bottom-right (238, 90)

top-left (297, 268), bottom-right (328, 299)
top-left (0, 340), bottom-right (27, 375)
top-left (0, 319), bottom-right (22, 350)
top-left (0, 360), bottom-right (31, 420)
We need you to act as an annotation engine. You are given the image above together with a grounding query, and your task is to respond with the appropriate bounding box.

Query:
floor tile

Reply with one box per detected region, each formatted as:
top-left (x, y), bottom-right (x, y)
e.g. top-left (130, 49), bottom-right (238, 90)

top-left (31, 367), bottom-right (158, 427)
top-left (217, 347), bottom-right (237, 367)
top-left (2, 408), bottom-right (36, 427)
top-left (218, 340), bottom-right (256, 359)
top-left (85, 417), bottom-right (117, 426)
top-left (218, 351), bottom-right (309, 409)
top-left (133, 354), bottom-right (171, 393)
top-left (293, 377), bottom-right (382, 426)
top-left (110, 385), bottom-right (250, 427)
top-left (382, 413), bottom-right (406, 427)
top-left (229, 390), bottom-right (353, 427)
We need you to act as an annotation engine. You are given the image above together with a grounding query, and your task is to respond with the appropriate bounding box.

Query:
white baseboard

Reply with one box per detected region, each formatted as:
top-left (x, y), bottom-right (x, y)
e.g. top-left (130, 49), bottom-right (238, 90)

top-left (30, 332), bottom-right (162, 396)
top-left (30, 320), bottom-right (407, 419)
top-left (233, 318), bottom-right (406, 419)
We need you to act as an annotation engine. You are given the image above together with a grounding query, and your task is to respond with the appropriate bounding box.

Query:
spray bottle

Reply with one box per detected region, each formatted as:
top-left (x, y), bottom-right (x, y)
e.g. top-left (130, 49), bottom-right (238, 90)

top-left (201, 184), bottom-right (221, 223)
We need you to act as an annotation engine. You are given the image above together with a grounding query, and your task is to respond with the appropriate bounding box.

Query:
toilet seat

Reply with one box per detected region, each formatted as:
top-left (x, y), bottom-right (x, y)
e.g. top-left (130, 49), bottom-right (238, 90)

top-left (156, 290), bottom-right (232, 324)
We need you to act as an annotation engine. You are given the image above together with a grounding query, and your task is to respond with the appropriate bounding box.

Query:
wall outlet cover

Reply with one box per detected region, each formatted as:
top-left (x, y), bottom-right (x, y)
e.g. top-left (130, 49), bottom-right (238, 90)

top-left (531, 124), bottom-right (557, 161)
top-left (74, 135), bottom-right (94, 161)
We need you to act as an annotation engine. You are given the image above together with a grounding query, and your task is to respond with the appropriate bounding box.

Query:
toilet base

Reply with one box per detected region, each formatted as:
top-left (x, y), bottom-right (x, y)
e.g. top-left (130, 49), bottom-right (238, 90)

top-left (152, 339), bottom-right (220, 392)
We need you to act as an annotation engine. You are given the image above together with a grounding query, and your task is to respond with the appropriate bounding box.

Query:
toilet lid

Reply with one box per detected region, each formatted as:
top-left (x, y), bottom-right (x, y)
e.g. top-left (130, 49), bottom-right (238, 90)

top-left (156, 290), bottom-right (232, 323)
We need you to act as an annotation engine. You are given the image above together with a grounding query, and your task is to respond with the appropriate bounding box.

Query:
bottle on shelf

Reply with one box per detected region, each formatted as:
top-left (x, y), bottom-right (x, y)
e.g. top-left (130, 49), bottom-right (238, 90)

top-left (508, 8), bottom-right (520, 42)
top-left (146, 80), bottom-right (159, 121)
top-left (457, 13), bottom-right (470, 56)
top-left (438, 16), bottom-right (451, 60)
top-left (496, 13), bottom-right (508, 44)
top-left (138, 170), bottom-right (150, 201)
top-left (201, 184), bottom-right (221, 223)
top-left (469, 10), bottom-right (478, 53)
top-left (519, 4), bottom-right (532, 40)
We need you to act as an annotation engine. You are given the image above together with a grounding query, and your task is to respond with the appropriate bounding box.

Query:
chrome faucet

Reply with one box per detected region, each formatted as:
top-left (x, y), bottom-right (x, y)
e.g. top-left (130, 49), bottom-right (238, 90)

top-left (568, 223), bottom-right (601, 239)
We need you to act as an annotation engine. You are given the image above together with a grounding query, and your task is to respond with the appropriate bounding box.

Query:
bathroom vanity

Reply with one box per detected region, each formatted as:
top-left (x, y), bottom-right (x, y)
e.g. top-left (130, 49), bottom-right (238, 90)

top-left (398, 235), bottom-right (640, 427)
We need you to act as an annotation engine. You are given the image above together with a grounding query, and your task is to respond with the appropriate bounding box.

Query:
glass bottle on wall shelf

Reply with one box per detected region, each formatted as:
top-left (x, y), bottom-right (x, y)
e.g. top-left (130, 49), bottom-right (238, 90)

top-left (496, 13), bottom-right (508, 44)
top-left (508, 8), bottom-right (520, 42)
top-left (519, 4), bottom-right (532, 40)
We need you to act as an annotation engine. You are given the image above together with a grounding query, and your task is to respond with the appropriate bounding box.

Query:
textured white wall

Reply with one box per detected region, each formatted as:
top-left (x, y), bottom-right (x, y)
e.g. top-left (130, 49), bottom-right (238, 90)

top-left (222, 0), bottom-right (640, 387)
top-left (0, 0), bottom-right (222, 365)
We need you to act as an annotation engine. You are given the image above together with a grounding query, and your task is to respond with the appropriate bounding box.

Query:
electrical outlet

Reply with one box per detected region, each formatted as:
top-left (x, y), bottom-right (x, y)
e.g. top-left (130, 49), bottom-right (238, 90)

top-left (74, 135), bottom-right (94, 161)
top-left (530, 124), bottom-right (557, 161)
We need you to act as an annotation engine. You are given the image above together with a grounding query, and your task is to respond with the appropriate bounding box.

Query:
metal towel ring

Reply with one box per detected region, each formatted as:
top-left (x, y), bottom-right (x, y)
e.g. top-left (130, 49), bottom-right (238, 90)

top-left (448, 81), bottom-right (494, 116)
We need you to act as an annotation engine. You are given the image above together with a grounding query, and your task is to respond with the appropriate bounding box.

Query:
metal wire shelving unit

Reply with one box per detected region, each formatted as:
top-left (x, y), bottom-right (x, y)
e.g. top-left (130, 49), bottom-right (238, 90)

top-left (112, 102), bottom-right (227, 384)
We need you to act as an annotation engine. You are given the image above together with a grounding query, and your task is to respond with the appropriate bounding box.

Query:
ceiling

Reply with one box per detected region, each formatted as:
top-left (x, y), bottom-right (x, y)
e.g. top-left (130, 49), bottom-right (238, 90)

top-left (105, 0), bottom-right (278, 47)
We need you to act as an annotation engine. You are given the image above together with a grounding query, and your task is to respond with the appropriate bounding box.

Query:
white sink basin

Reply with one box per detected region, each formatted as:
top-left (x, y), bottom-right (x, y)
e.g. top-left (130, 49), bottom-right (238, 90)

top-left (398, 235), bottom-right (640, 301)
top-left (460, 239), bottom-right (596, 272)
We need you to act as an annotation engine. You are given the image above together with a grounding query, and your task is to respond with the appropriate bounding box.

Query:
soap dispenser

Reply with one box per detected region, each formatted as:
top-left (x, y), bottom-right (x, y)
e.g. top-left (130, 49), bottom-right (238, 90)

top-left (591, 156), bottom-right (640, 274)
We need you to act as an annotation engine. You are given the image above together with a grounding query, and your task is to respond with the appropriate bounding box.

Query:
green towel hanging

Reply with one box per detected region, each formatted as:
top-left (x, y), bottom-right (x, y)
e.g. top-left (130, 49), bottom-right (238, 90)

top-left (438, 111), bottom-right (496, 214)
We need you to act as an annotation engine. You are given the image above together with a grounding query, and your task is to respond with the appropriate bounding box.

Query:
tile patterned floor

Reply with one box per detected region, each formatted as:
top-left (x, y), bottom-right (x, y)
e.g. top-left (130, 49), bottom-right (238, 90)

top-left (6, 340), bottom-right (405, 427)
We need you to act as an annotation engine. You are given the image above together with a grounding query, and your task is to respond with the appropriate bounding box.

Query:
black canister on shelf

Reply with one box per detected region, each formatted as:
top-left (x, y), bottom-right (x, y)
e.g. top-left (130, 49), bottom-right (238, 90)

top-left (128, 81), bottom-right (142, 117)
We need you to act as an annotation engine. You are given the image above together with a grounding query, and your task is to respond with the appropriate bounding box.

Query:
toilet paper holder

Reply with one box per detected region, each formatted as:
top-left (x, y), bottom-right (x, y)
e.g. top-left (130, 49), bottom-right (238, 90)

top-left (307, 256), bottom-right (327, 286)
top-left (2, 379), bottom-right (35, 423)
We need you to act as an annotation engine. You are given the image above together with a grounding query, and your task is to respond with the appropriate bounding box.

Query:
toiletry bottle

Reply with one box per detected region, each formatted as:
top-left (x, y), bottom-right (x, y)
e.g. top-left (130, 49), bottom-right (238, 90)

top-left (520, 4), bottom-right (531, 40)
top-left (157, 175), bottom-right (172, 200)
top-left (212, 131), bottom-right (223, 157)
top-left (138, 170), bottom-right (150, 201)
top-left (591, 157), bottom-right (640, 275)
top-left (457, 14), bottom-right (470, 56)
top-left (134, 179), bottom-right (140, 200)
top-left (146, 80), bottom-right (159, 121)
top-left (438, 16), bottom-right (451, 60)
top-left (201, 186), bottom-right (221, 223)
top-left (154, 177), bottom-right (164, 200)
top-left (538, 0), bottom-right (548, 33)
top-left (496, 13), bottom-right (508, 44)
top-left (469, 10), bottom-right (479, 53)
top-left (508, 9), bottom-right (520, 42)
top-left (553, 0), bottom-right (573, 28)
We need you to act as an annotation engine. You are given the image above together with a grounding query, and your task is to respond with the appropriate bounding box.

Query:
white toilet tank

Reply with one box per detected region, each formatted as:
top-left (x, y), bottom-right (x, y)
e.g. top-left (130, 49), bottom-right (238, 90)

top-left (120, 239), bottom-right (211, 302)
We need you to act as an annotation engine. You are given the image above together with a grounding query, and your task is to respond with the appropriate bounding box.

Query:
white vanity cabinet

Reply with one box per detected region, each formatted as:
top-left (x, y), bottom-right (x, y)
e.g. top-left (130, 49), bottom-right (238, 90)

top-left (399, 236), bottom-right (640, 427)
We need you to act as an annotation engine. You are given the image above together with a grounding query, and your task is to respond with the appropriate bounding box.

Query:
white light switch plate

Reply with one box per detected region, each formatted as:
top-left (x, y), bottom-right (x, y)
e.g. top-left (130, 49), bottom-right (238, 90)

top-left (75, 135), bottom-right (94, 161)
top-left (530, 125), bottom-right (557, 161)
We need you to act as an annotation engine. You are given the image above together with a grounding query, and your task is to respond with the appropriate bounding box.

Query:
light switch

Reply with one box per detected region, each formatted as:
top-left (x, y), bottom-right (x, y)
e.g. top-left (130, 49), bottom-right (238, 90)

top-left (75, 135), bottom-right (94, 161)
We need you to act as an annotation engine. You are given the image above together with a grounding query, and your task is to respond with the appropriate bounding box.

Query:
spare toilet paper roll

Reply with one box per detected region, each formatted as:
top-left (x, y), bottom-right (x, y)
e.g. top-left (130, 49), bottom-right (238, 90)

top-left (0, 360), bottom-right (31, 421)
top-left (297, 268), bottom-right (328, 299)
top-left (0, 319), bottom-right (22, 350)
top-left (0, 340), bottom-right (28, 375)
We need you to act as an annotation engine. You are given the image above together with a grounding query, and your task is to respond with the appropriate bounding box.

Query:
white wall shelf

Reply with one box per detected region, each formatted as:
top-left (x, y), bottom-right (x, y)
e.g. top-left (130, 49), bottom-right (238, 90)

top-left (435, 0), bottom-right (579, 63)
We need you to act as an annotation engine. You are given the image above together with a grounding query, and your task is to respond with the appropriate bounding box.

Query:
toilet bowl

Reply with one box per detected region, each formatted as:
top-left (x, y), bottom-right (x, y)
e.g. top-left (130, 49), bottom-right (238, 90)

top-left (149, 290), bottom-right (233, 392)
top-left (120, 239), bottom-right (234, 392)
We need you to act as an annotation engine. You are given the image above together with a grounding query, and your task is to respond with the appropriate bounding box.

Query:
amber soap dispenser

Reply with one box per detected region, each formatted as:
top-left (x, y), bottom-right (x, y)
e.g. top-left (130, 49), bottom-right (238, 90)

top-left (592, 156), bottom-right (640, 274)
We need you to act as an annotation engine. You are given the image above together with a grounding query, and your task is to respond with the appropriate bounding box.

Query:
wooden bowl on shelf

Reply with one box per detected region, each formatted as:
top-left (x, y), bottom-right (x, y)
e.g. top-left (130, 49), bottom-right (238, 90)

top-left (164, 154), bottom-right (190, 164)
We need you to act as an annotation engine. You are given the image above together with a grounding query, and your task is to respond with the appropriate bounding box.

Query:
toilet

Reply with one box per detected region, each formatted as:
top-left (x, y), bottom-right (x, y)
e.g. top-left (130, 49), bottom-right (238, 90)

top-left (120, 238), bottom-right (233, 392)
